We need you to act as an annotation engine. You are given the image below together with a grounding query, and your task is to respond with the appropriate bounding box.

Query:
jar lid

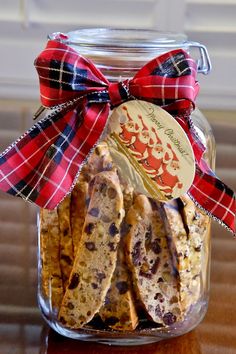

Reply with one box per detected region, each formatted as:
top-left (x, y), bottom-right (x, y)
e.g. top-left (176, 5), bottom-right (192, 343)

top-left (48, 29), bottom-right (211, 78)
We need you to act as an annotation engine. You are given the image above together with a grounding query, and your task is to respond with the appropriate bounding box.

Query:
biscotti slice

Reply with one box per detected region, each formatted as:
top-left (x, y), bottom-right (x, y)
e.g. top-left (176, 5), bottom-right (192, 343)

top-left (180, 195), bottom-right (211, 301)
top-left (39, 209), bottom-right (63, 313)
top-left (161, 200), bottom-right (192, 311)
top-left (59, 171), bottom-right (124, 328)
top-left (70, 179), bottom-right (89, 254)
top-left (99, 239), bottom-right (139, 331)
top-left (57, 195), bottom-right (74, 290)
top-left (125, 195), bottom-right (182, 326)
top-left (70, 141), bottom-right (114, 253)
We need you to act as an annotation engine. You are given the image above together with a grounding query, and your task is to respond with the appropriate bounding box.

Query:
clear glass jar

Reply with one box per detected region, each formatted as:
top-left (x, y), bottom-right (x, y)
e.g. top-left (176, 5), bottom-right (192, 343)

top-left (37, 29), bottom-right (215, 345)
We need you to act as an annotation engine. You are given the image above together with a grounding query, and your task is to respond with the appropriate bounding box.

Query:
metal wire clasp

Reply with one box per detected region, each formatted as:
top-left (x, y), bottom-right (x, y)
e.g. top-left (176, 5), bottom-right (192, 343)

top-left (188, 42), bottom-right (212, 75)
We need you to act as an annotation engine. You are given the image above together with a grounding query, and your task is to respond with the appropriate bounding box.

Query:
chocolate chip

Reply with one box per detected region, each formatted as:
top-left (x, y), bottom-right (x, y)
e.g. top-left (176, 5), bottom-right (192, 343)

top-left (151, 240), bottom-right (161, 254)
top-left (84, 223), bottom-right (95, 234)
top-left (59, 317), bottom-right (66, 325)
top-left (107, 187), bottom-right (117, 199)
top-left (163, 312), bottom-right (177, 326)
top-left (63, 228), bottom-right (69, 236)
top-left (68, 302), bottom-right (74, 310)
top-left (88, 207), bottom-right (99, 217)
top-left (157, 277), bottom-right (164, 283)
top-left (61, 255), bottom-right (73, 265)
top-left (91, 282), bottom-right (98, 289)
top-left (104, 316), bottom-right (119, 326)
top-left (139, 270), bottom-right (152, 279)
top-left (151, 257), bottom-right (160, 274)
top-left (132, 241), bottom-right (142, 266)
top-left (96, 272), bottom-right (106, 283)
top-left (154, 293), bottom-right (164, 302)
top-left (116, 281), bottom-right (129, 295)
top-left (194, 245), bottom-right (202, 252)
top-left (85, 242), bottom-right (97, 251)
top-left (68, 273), bottom-right (80, 289)
top-left (109, 223), bottom-right (119, 236)
top-left (108, 242), bottom-right (116, 252)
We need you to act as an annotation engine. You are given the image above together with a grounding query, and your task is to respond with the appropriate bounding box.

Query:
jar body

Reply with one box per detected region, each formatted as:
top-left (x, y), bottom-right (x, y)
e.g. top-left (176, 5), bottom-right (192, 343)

top-left (37, 29), bottom-right (214, 345)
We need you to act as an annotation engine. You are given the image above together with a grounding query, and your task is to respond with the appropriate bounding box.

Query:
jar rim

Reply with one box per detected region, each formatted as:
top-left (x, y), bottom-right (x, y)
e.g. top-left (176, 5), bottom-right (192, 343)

top-left (49, 28), bottom-right (189, 50)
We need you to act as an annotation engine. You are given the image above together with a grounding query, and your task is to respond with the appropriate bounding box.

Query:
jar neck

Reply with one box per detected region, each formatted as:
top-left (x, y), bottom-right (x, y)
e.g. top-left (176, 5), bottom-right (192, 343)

top-left (49, 29), bottom-right (191, 81)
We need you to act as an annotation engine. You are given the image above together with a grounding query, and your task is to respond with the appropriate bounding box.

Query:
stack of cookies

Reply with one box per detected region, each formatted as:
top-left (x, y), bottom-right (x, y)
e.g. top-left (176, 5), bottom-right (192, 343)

top-left (39, 141), bottom-right (210, 332)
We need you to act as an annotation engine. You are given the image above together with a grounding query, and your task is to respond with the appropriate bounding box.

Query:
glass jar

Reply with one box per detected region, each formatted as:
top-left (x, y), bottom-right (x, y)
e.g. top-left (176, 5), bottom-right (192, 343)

top-left (37, 29), bottom-right (215, 345)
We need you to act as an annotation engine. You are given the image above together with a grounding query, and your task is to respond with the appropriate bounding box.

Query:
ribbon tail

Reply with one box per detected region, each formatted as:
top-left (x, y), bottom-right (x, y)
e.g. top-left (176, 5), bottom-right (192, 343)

top-left (0, 103), bottom-right (109, 209)
top-left (188, 165), bottom-right (236, 235)
top-left (0, 107), bottom-right (74, 206)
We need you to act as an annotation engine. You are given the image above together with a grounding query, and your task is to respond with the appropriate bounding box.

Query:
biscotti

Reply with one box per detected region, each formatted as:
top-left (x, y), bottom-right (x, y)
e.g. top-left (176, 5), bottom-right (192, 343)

top-left (59, 171), bottom-right (124, 328)
top-left (180, 195), bottom-right (211, 301)
top-left (161, 200), bottom-right (193, 310)
top-left (39, 208), bottom-right (63, 314)
top-left (57, 195), bottom-right (74, 290)
top-left (70, 179), bottom-right (89, 255)
top-left (125, 195), bottom-right (182, 326)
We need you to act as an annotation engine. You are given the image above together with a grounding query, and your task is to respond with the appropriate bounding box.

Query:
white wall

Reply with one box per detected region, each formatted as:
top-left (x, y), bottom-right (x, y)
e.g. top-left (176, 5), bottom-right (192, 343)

top-left (0, 0), bottom-right (235, 110)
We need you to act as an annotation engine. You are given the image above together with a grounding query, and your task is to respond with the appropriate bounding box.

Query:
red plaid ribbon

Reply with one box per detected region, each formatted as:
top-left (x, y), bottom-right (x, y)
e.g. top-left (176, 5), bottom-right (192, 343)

top-left (0, 40), bottom-right (235, 234)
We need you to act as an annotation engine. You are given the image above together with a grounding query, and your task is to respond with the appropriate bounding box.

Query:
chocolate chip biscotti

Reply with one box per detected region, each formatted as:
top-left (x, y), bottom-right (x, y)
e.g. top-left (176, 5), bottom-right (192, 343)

top-left (39, 208), bottom-right (63, 314)
top-left (125, 195), bottom-right (182, 326)
top-left (59, 171), bottom-right (124, 328)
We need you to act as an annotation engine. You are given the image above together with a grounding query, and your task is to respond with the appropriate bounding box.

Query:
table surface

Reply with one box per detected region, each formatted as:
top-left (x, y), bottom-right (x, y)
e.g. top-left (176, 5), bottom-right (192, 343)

top-left (0, 102), bottom-right (235, 354)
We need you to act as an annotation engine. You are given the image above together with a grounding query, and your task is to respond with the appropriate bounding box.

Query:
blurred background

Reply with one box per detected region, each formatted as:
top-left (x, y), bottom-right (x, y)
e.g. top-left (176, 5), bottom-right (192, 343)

top-left (0, 0), bottom-right (235, 108)
top-left (0, 1), bottom-right (235, 353)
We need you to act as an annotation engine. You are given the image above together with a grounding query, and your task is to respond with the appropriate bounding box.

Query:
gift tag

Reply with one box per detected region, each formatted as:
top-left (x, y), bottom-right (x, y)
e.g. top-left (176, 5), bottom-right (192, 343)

top-left (107, 100), bottom-right (195, 201)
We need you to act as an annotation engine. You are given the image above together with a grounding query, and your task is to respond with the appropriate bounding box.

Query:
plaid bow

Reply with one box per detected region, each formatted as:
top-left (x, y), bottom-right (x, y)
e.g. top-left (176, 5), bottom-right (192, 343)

top-left (0, 40), bottom-right (235, 234)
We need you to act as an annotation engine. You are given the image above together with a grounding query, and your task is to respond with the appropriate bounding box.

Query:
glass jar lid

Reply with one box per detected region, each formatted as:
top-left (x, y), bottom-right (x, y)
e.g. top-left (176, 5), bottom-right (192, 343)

top-left (48, 28), bottom-right (211, 80)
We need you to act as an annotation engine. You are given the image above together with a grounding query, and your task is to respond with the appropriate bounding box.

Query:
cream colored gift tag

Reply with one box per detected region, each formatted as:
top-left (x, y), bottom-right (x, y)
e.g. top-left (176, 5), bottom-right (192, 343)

top-left (107, 100), bottom-right (195, 201)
